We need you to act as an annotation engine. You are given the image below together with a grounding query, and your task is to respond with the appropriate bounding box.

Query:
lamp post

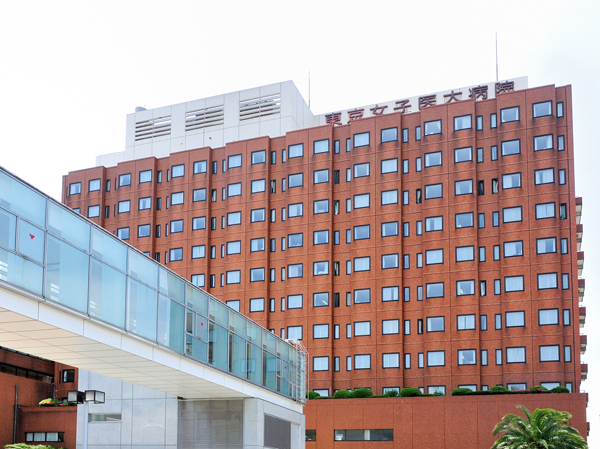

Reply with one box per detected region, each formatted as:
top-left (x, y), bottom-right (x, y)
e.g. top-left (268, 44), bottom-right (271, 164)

top-left (68, 390), bottom-right (105, 449)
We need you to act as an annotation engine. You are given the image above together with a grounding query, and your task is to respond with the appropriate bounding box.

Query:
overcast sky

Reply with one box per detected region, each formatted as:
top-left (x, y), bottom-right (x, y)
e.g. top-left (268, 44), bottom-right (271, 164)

top-left (1, 0), bottom-right (599, 443)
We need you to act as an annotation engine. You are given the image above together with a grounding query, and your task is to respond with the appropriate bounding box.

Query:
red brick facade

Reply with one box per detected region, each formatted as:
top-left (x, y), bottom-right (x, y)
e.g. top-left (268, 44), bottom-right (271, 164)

top-left (63, 83), bottom-right (583, 397)
top-left (304, 394), bottom-right (589, 448)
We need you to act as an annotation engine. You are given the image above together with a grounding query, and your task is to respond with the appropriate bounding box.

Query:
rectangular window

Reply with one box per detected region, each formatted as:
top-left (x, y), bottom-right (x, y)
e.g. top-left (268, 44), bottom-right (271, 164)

top-left (353, 132), bottom-right (370, 147)
top-left (476, 115), bottom-right (483, 130)
top-left (313, 199), bottom-right (329, 214)
top-left (501, 139), bottom-right (520, 156)
top-left (288, 203), bottom-right (303, 218)
top-left (288, 264), bottom-right (303, 278)
top-left (354, 193), bottom-right (370, 209)
top-left (454, 115), bottom-right (472, 130)
top-left (192, 245), bottom-right (206, 259)
top-left (491, 113), bottom-right (497, 128)
top-left (425, 249), bottom-right (443, 265)
top-left (425, 216), bottom-right (443, 232)
top-left (313, 169), bottom-right (329, 184)
top-left (455, 212), bottom-right (474, 228)
top-left (424, 151), bottom-right (442, 167)
top-left (562, 273), bottom-right (569, 289)
top-left (455, 179), bottom-right (473, 195)
top-left (416, 157), bottom-right (422, 171)
top-left (426, 316), bottom-right (444, 332)
top-left (404, 320), bottom-right (410, 335)
top-left (313, 324), bottom-right (329, 339)
top-left (354, 288), bottom-right (371, 304)
top-left (313, 357), bottom-right (328, 371)
top-left (118, 200), bottom-right (130, 213)
top-left (382, 319), bottom-right (399, 335)
top-left (495, 314), bottom-right (502, 330)
top-left (505, 275), bottom-right (524, 292)
top-left (69, 182), bottom-right (81, 195)
top-left (227, 212), bottom-right (241, 226)
top-left (503, 206), bottom-right (522, 223)
top-left (534, 134), bottom-right (553, 151)
top-left (458, 349), bottom-right (476, 365)
top-left (457, 314), bottom-right (476, 330)
top-left (381, 253), bottom-right (399, 269)
top-left (226, 270), bottom-right (241, 284)
top-left (558, 135), bottom-right (565, 151)
top-left (506, 311), bottom-right (525, 327)
top-left (454, 147), bottom-right (472, 163)
top-left (506, 347), bottom-right (526, 363)
top-left (534, 168), bottom-right (554, 185)
top-left (288, 173), bottom-right (303, 188)
top-left (169, 248), bottom-right (183, 261)
top-left (491, 145), bottom-right (498, 160)
top-left (383, 353), bottom-right (400, 368)
top-left (313, 139), bottom-right (329, 154)
top-left (117, 227), bottom-right (130, 240)
top-left (558, 169), bottom-right (566, 185)
top-left (226, 241), bottom-right (241, 255)
top-left (137, 224), bottom-right (151, 238)
top-left (170, 219), bottom-right (183, 233)
top-left (250, 268), bottom-right (265, 282)
top-left (500, 106), bottom-right (520, 123)
top-left (536, 237), bottom-right (556, 254)
top-left (533, 100), bottom-right (552, 118)
top-left (288, 233), bottom-right (303, 248)
top-left (313, 230), bottom-right (329, 245)
top-left (119, 173), bottom-right (131, 186)
top-left (88, 205), bottom-right (100, 218)
top-left (193, 160), bottom-right (207, 174)
top-left (354, 224), bottom-right (370, 240)
top-left (495, 349), bottom-right (502, 365)
top-left (479, 247), bottom-right (486, 262)
top-left (424, 120), bottom-right (442, 135)
top-left (456, 280), bottom-right (475, 296)
top-left (251, 208), bottom-right (265, 222)
top-left (502, 173), bottom-right (521, 189)
top-left (251, 179), bottom-right (266, 193)
top-left (138, 197), bottom-right (151, 210)
top-left (535, 202), bottom-right (555, 219)
top-left (313, 261), bottom-right (329, 276)
top-left (382, 286), bottom-right (399, 302)
top-left (171, 164), bottom-right (185, 178)
top-left (288, 294), bottom-right (303, 309)
top-left (381, 190), bottom-right (398, 205)
top-left (481, 350), bottom-right (488, 366)
top-left (539, 345), bottom-right (560, 362)
top-left (354, 321), bottom-right (371, 336)
top-left (382, 158), bottom-right (398, 173)
top-left (313, 292), bottom-right (329, 307)
top-left (456, 246), bottom-right (474, 262)
top-left (427, 351), bottom-right (445, 367)
top-left (193, 188), bottom-right (206, 202)
top-left (539, 309), bottom-right (559, 325)
top-left (504, 241), bottom-right (523, 257)
top-left (402, 128), bottom-right (409, 142)
top-left (89, 178), bottom-right (101, 191)
top-left (426, 282), bottom-right (444, 298)
top-left (354, 162), bottom-right (370, 178)
top-left (565, 346), bottom-right (572, 362)
top-left (381, 127), bottom-right (398, 142)
top-left (425, 183), bottom-right (442, 199)
top-left (557, 102), bottom-right (564, 117)
top-left (354, 354), bottom-right (371, 370)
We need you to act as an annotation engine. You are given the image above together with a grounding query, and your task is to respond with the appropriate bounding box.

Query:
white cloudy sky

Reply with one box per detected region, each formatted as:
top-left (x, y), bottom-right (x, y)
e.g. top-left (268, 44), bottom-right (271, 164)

top-left (1, 0), bottom-right (599, 443)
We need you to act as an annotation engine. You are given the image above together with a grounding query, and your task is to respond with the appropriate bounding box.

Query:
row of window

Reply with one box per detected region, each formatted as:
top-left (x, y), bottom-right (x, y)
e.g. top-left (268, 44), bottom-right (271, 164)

top-left (312, 344), bottom-right (572, 372)
top-left (273, 309), bottom-right (571, 341)
top-left (312, 380), bottom-right (573, 399)
top-left (68, 98), bottom-right (566, 196)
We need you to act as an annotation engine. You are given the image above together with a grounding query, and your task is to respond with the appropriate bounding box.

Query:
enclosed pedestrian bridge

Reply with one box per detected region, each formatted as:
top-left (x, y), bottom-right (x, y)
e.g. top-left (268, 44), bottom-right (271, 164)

top-left (0, 167), bottom-right (307, 411)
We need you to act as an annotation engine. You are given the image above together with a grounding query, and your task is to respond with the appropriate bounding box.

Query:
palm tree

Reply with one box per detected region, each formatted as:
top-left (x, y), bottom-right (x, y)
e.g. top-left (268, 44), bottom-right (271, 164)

top-left (491, 405), bottom-right (587, 448)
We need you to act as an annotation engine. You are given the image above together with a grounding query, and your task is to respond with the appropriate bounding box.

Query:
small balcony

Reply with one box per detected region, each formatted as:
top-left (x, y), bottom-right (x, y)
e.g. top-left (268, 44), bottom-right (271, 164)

top-left (577, 224), bottom-right (583, 252)
top-left (580, 335), bottom-right (587, 354)
top-left (578, 279), bottom-right (585, 302)
top-left (579, 307), bottom-right (586, 328)
top-left (576, 197), bottom-right (582, 225)
top-left (581, 363), bottom-right (588, 380)
top-left (578, 252), bottom-right (584, 277)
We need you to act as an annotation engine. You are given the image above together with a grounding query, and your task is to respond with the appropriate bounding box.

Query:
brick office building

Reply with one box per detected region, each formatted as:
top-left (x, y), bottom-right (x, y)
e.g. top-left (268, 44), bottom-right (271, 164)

top-left (62, 79), bottom-right (586, 402)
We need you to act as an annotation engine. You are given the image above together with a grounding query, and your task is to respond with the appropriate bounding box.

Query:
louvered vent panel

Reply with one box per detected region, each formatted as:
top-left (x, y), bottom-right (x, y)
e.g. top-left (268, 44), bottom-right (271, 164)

top-left (239, 94), bottom-right (281, 121)
top-left (185, 105), bottom-right (224, 131)
top-left (134, 116), bottom-right (171, 141)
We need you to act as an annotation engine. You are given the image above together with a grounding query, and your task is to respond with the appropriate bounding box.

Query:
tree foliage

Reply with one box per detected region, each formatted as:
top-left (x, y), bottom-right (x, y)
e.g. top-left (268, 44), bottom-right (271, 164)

top-left (491, 405), bottom-right (587, 449)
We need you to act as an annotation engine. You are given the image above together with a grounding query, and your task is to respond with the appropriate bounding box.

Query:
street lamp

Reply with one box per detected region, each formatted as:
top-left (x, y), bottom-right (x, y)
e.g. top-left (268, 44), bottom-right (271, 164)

top-left (68, 390), bottom-right (105, 449)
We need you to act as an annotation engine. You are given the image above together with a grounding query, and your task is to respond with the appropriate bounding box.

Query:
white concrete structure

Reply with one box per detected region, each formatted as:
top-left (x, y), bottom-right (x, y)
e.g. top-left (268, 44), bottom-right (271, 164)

top-left (96, 77), bottom-right (528, 167)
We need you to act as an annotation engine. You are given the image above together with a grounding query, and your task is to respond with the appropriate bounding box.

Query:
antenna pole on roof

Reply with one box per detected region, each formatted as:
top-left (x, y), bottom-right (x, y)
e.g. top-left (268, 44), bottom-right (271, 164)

top-left (495, 32), bottom-right (499, 82)
top-left (308, 71), bottom-right (311, 108)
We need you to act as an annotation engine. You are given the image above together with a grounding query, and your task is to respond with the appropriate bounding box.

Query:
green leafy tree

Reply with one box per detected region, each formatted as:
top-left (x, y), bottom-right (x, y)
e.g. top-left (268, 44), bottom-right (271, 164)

top-left (491, 405), bottom-right (587, 448)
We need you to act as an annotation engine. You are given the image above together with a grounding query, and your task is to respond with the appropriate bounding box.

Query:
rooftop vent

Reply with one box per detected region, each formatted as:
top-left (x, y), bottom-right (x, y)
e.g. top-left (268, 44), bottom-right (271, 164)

top-left (185, 105), bottom-right (225, 131)
top-left (134, 116), bottom-right (171, 141)
top-left (239, 93), bottom-right (281, 121)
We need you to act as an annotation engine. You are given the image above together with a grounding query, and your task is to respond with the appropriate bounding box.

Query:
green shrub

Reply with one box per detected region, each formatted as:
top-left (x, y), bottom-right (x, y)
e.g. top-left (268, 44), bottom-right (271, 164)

top-left (400, 387), bottom-right (422, 397)
top-left (5, 445), bottom-right (62, 449)
top-left (489, 386), bottom-right (509, 393)
top-left (315, 395), bottom-right (332, 399)
top-left (306, 391), bottom-right (321, 400)
top-left (451, 388), bottom-right (474, 396)
top-left (433, 391), bottom-right (445, 396)
top-left (551, 386), bottom-right (570, 393)
top-left (333, 389), bottom-right (350, 399)
top-left (349, 388), bottom-right (373, 398)
top-left (529, 385), bottom-right (549, 393)
top-left (383, 389), bottom-right (399, 397)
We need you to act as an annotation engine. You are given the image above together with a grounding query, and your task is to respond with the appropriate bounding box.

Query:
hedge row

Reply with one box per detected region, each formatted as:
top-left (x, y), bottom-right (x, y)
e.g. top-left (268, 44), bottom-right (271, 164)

top-left (306, 385), bottom-right (570, 400)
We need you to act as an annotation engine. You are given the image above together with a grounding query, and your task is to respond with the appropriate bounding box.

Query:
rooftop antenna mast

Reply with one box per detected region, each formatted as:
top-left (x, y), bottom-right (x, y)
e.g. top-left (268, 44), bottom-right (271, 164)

top-left (308, 71), bottom-right (311, 108)
top-left (495, 32), bottom-right (499, 82)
